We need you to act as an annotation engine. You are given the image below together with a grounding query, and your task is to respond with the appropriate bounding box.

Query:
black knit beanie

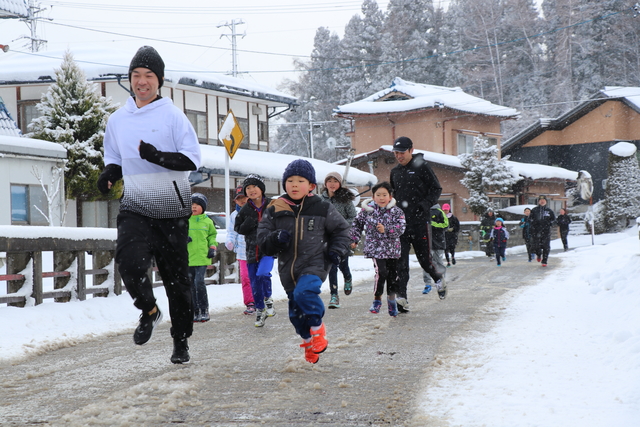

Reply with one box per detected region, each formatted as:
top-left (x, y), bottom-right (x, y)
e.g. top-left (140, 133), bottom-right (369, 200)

top-left (282, 159), bottom-right (317, 185)
top-left (191, 192), bottom-right (208, 212)
top-left (129, 46), bottom-right (165, 88)
top-left (242, 174), bottom-right (266, 196)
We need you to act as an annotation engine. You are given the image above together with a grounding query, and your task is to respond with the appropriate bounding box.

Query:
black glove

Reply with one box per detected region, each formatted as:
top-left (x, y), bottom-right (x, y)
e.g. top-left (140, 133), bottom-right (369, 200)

top-left (328, 251), bottom-right (341, 266)
top-left (207, 247), bottom-right (217, 258)
top-left (277, 229), bottom-right (291, 244)
top-left (97, 164), bottom-right (122, 194)
top-left (139, 140), bottom-right (196, 171)
top-left (187, 236), bottom-right (193, 243)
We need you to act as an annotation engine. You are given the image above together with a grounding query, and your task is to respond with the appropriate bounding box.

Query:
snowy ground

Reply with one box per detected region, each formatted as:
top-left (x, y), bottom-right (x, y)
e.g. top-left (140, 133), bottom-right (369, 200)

top-left (1, 229), bottom-right (639, 426)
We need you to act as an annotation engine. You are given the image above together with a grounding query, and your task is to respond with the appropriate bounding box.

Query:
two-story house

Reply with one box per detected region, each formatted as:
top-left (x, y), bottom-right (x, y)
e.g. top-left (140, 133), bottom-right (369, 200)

top-left (502, 87), bottom-right (640, 203)
top-left (334, 78), bottom-right (576, 220)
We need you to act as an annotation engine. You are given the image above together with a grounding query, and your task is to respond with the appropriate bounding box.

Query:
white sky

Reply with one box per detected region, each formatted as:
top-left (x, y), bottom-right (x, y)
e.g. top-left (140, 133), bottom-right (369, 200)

top-left (0, 0), bottom-right (394, 90)
top-left (1, 227), bottom-right (639, 425)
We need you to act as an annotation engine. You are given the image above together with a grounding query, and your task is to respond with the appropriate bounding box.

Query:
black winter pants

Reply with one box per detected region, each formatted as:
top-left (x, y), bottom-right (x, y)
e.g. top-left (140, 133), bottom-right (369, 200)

top-left (532, 230), bottom-right (551, 264)
top-left (116, 211), bottom-right (193, 339)
top-left (397, 222), bottom-right (444, 300)
top-left (372, 258), bottom-right (398, 298)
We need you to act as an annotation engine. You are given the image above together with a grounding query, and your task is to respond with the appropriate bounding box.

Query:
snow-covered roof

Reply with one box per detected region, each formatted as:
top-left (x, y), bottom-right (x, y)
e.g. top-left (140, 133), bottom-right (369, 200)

top-left (199, 145), bottom-right (378, 187)
top-left (350, 146), bottom-right (578, 181)
top-left (0, 134), bottom-right (67, 159)
top-left (0, 97), bottom-right (20, 136)
top-left (601, 86), bottom-right (640, 112)
top-left (503, 86), bottom-right (640, 152)
top-left (0, 0), bottom-right (28, 18)
top-left (0, 49), bottom-right (297, 107)
top-left (334, 77), bottom-right (519, 118)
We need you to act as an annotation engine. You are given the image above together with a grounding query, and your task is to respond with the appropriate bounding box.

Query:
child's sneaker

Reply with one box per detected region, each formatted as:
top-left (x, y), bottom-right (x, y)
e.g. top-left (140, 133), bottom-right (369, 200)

top-left (452, 257), bottom-right (456, 265)
top-left (310, 323), bottom-right (327, 354)
top-left (300, 341), bottom-right (319, 364)
top-left (200, 310), bottom-right (210, 322)
top-left (254, 308), bottom-right (267, 327)
top-left (344, 279), bottom-right (352, 295)
top-left (387, 298), bottom-right (398, 317)
top-left (446, 262), bottom-right (451, 267)
top-left (422, 284), bottom-right (432, 294)
top-left (328, 294), bottom-right (340, 309)
top-left (369, 300), bottom-right (382, 314)
top-left (243, 303), bottom-right (256, 315)
top-left (502, 256), bottom-right (506, 261)
top-left (265, 297), bottom-right (276, 317)
top-left (396, 298), bottom-right (410, 313)
top-left (193, 310), bottom-right (201, 323)
top-left (435, 279), bottom-right (447, 300)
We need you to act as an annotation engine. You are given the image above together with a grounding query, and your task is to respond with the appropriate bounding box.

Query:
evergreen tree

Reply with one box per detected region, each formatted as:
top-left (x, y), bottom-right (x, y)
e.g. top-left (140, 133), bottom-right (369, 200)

top-left (459, 137), bottom-right (518, 216)
top-left (336, 0), bottom-right (386, 104)
top-left (27, 50), bottom-right (117, 201)
top-left (603, 142), bottom-right (640, 231)
top-left (375, 0), bottom-right (441, 85)
top-left (275, 27), bottom-right (349, 161)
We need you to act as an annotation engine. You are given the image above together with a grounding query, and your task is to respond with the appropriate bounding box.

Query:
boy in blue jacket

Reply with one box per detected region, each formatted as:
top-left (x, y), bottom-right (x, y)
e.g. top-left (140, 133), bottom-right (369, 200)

top-left (257, 159), bottom-right (351, 364)
top-left (188, 193), bottom-right (218, 322)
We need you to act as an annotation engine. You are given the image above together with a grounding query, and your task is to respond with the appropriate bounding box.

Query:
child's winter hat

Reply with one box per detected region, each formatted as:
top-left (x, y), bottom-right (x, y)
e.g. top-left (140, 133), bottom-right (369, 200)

top-left (242, 174), bottom-right (265, 196)
top-left (191, 192), bottom-right (208, 211)
top-left (324, 171), bottom-right (343, 186)
top-left (234, 184), bottom-right (247, 200)
top-left (282, 159), bottom-right (317, 185)
top-left (495, 217), bottom-right (504, 224)
top-left (129, 46), bottom-right (165, 88)
top-left (442, 203), bottom-right (451, 211)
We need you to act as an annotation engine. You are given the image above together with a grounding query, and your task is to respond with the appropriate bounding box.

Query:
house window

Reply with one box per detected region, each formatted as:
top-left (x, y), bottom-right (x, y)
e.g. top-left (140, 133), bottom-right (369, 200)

top-left (490, 197), bottom-right (514, 210)
top-left (11, 184), bottom-right (49, 225)
top-left (258, 121), bottom-right (269, 142)
top-left (18, 100), bottom-right (41, 134)
top-left (186, 110), bottom-right (207, 142)
top-left (457, 134), bottom-right (475, 154)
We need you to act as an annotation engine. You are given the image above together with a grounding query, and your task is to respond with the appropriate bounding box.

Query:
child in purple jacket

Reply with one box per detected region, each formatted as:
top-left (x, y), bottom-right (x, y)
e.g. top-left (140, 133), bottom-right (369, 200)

top-left (490, 217), bottom-right (510, 266)
top-left (350, 182), bottom-right (406, 316)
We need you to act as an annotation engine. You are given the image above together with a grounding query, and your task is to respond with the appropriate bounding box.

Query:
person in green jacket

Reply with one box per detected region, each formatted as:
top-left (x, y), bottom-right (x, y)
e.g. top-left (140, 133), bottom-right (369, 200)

top-left (188, 193), bottom-right (218, 322)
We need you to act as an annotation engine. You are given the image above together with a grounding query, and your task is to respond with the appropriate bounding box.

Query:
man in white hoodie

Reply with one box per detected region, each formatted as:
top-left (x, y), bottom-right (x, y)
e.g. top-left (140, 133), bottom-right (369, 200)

top-left (98, 46), bottom-right (201, 364)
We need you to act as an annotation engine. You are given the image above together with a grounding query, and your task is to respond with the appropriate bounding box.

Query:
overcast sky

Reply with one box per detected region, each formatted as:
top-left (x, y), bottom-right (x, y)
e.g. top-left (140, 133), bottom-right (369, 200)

top-left (0, 0), bottom-right (408, 91)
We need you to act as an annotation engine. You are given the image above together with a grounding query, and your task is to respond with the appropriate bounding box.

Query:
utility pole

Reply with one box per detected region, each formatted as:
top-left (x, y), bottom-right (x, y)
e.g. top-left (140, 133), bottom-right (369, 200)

top-left (308, 110), bottom-right (315, 159)
top-left (217, 19), bottom-right (245, 77)
top-left (13, 0), bottom-right (48, 52)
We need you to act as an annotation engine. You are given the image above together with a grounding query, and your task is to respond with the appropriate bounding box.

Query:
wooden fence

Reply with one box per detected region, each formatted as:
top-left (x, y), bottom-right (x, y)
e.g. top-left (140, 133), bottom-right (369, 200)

top-left (0, 235), bottom-right (235, 308)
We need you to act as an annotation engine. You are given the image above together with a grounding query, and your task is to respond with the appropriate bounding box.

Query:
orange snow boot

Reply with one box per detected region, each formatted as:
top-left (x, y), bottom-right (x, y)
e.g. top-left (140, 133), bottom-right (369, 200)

top-left (310, 323), bottom-right (328, 354)
top-left (300, 341), bottom-right (319, 364)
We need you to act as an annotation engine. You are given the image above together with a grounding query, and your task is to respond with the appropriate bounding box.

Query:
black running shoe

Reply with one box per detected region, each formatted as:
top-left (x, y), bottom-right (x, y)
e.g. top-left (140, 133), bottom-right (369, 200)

top-left (436, 279), bottom-right (448, 300)
top-left (170, 337), bottom-right (190, 364)
top-left (133, 307), bottom-right (163, 345)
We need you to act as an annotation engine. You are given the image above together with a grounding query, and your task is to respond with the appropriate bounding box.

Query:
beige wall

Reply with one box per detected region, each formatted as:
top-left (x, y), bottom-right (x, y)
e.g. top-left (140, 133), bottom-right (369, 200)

top-left (348, 108), bottom-right (504, 156)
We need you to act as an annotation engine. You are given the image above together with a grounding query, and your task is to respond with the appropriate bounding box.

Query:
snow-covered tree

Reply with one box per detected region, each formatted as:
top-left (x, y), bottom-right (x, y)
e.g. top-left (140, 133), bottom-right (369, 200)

top-left (275, 27), bottom-right (349, 161)
top-left (27, 50), bottom-right (118, 201)
top-left (603, 142), bottom-right (640, 231)
top-left (459, 137), bottom-right (519, 216)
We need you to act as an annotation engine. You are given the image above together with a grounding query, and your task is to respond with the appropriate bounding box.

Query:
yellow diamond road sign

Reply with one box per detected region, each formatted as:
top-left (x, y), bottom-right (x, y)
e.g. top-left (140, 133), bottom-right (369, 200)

top-left (218, 110), bottom-right (244, 159)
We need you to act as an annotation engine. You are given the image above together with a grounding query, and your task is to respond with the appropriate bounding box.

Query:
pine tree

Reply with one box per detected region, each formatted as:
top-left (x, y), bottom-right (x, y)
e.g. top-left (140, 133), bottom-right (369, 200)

top-left (459, 137), bottom-right (519, 216)
top-left (275, 27), bottom-right (349, 161)
top-left (603, 142), bottom-right (640, 231)
top-left (27, 50), bottom-right (117, 201)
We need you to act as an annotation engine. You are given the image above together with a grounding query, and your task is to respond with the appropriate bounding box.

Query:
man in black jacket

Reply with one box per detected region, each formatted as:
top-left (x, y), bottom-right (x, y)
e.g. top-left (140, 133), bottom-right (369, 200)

top-left (528, 195), bottom-right (556, 266)
top-left (390, 136), bottom-right (444, 311)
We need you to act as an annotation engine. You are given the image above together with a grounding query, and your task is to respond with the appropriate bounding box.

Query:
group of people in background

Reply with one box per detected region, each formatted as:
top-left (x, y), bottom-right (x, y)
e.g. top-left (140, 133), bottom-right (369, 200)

top-left (516, 195), bottom-right (573, 267)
